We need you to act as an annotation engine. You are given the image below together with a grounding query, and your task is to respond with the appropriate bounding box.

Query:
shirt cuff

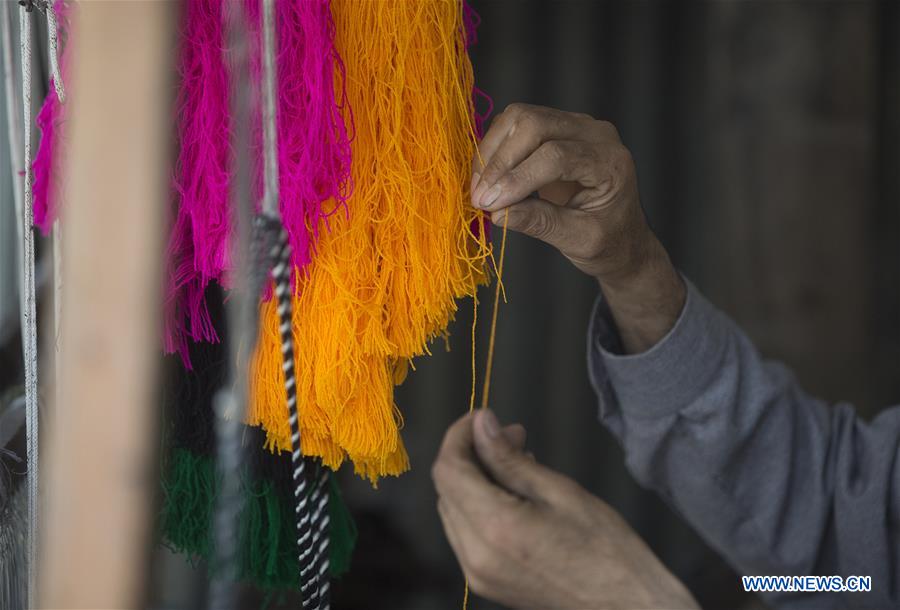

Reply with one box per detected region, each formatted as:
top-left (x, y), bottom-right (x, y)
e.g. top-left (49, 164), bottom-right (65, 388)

top-left (587, 277), bottom-right (731, 420)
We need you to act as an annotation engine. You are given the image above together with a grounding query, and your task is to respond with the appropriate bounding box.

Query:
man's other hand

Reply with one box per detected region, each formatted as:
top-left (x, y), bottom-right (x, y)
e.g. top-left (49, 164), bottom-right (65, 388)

top-left (432, 409), bottom-right (699, 610)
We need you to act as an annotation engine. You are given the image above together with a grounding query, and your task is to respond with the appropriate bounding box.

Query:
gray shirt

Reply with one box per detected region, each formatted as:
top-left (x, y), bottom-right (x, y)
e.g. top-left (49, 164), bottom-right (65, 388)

top-left (588, 279), bottom-right (898, 610)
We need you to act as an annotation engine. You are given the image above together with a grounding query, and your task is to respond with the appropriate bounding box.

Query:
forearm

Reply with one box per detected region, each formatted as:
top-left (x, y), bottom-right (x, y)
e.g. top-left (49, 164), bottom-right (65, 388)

top-left (588, 280), bottom-right (900, 609)
top-left (596, 234), bottom-right (685, 354)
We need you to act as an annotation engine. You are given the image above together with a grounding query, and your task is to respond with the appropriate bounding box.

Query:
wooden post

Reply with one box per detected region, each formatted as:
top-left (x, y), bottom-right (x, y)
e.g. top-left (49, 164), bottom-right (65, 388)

top-left (39, 2), bottom-right (174, 607)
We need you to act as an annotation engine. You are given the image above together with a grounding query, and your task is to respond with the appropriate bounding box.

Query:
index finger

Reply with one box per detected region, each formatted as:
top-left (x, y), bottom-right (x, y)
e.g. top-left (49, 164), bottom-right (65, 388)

top-left (431, 413), bottom-right (521, 517)
top-left (473, 106), bottom-right (595, 207)
top-left (476, 104), bottom-right (590, 173)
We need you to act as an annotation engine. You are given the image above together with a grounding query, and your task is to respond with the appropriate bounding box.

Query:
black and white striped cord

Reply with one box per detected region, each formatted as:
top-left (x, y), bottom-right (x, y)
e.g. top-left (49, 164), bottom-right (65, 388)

top-left (310, 467), bottom-right (332, 609)
top-left (259, 0), bottom-right (331, 605)
top-left (256, 215), bottom-right (322, 607)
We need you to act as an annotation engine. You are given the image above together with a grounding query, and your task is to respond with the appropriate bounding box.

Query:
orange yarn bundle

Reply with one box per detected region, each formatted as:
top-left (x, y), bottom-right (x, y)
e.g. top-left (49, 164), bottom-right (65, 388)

top-left (247, 0), bottom-right (490, 482)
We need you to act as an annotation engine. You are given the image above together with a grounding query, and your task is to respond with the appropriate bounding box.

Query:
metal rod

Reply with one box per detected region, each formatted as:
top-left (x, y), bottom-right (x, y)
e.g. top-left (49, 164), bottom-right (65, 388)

top-left (208, 1), bottom-right (257, 607)
top-left (17, 6), bottom-right (39, 605)
top-left (260, 0), bottom-right (279, 218)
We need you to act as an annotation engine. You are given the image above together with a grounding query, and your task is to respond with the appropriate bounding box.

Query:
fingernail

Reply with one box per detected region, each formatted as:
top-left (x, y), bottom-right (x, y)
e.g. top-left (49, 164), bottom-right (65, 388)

top-left (472, 179), bottom-right (488, 208)
top-left (481, 410), bottom-right (500, 439)
top-left (470, 172), bottom-right (481, 205)
top-left (480, 184), bottom-right (502, 209)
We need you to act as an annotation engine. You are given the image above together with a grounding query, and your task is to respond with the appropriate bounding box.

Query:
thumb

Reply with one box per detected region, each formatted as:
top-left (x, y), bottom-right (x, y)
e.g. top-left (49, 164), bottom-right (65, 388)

top-left (472, 409), bottom-right (556, 502)
top-left (491, 197), bottom-right (578, 255)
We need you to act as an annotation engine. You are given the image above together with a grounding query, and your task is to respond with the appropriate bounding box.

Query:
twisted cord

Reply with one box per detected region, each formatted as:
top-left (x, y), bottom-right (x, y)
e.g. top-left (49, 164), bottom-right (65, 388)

top-left (256, 216), bottom-right (317, 607)
top-left (310, 468), bottom-right (331, 609)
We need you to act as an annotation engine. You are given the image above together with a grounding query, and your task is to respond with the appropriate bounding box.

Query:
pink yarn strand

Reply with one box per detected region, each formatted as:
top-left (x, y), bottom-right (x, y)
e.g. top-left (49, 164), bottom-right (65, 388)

top-left (276, 0), bottom-right (352, 271)
top-left (164, 0), bottom-right (231, 363)
top-left (164, 0), bottom-right (352, 364)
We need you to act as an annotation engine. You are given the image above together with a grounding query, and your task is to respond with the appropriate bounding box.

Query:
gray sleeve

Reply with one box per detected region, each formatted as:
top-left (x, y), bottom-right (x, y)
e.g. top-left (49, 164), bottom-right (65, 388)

top-left (588, 279), bottom-right (900, 610)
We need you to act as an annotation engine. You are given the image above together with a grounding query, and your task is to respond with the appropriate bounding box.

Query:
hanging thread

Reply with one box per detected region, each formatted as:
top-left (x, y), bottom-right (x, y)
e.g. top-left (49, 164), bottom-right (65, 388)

top-left (479, 215), bottom-right (508, 411)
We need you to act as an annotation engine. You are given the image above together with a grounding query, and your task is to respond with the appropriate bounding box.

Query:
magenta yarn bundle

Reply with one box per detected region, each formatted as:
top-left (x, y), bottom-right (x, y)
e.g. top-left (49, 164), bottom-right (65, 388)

top-left (164, 0), bottom-right (233, 361)
top-left (164, 0), bottom-right (352, 365)
top-left (30, 0), bottom-right (489, 367)
top-left (272, 0), bottom-right (352, 270)
top-left (32, 0), bottom-right (69, 236)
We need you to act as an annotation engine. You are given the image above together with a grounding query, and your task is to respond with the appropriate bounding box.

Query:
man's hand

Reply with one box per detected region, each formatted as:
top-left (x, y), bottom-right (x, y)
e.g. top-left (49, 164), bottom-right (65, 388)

top-left (432, 410), bottom-right (699, 610)
top-left (472, 104), bottom-right (686, 353)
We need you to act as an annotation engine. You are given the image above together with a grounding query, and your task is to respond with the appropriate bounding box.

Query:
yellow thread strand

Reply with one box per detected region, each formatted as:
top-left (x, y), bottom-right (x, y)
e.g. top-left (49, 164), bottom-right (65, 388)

top-left (469, 291), bottom-right (478, 413)
top-left (463, 215), bottom-right (509, 610)
top-left (480, 214), bottom-right (508, 409)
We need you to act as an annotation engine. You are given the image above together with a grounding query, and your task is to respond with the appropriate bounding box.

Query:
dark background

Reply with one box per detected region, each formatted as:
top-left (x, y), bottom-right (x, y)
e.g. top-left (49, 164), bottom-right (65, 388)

top-left (1, 1), bottom-right (897, 609)
top-left (333, 2), bottom-right (900, 610)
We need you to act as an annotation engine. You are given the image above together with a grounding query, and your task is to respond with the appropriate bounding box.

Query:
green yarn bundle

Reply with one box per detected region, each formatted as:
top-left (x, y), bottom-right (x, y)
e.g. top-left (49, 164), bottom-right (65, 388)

top-left (160, 448), bottom-right (357, 590)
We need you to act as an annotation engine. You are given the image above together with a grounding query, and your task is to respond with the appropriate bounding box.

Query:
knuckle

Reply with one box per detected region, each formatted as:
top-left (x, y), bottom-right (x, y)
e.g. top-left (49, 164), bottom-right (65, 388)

top-left (466, 572), bottom-right (490, 597)
top-left (430, 459), bottom-right (447, 486)
top-left (482, 156), bottom-right (509, 183)
top-left (594, 119), bottom-right (621, 140)
top-left (544, 474), bottom-right (584, 506)
top-left (582, 228), bottom-right (608, 260)
top-left (521, 209), bottom-right (556, 240)
top-left (503, 165), bottom-right (531, 192)
top-left (497, 449), bottom-right (525, 472)
top-left (609, 142), bottom-right (634, 170)
top-left (500, 103), bottom-right (526, 129)
top-left (509, 107), bottom-right (541, 139)
top-left (606, 144), bottom-right (635, 192)
top-left (466, 546), bottom-right (499, 581)
top-left (503, 102), bottom-right (525, 116)
top-left (483, 511), bottom-right (522, 549)
top-left (568, 217), bottom-right (606, 261)
top-left (503, 102), bottom-right (526, 116)
top-left (540, 140), bottom-right (568, 165)
top-left (430, 457), bottom-right (459, 488)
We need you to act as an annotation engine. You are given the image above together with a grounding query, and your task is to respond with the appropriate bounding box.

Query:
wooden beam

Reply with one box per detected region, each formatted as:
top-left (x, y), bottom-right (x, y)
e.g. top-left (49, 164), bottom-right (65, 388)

top-left (39, 2), bottom-right (174, 607)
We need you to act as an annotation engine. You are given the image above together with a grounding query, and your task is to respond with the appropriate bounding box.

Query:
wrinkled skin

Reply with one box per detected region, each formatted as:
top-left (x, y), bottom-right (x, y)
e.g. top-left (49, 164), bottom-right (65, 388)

top-left (433, 411), bottom-right (699, 610)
